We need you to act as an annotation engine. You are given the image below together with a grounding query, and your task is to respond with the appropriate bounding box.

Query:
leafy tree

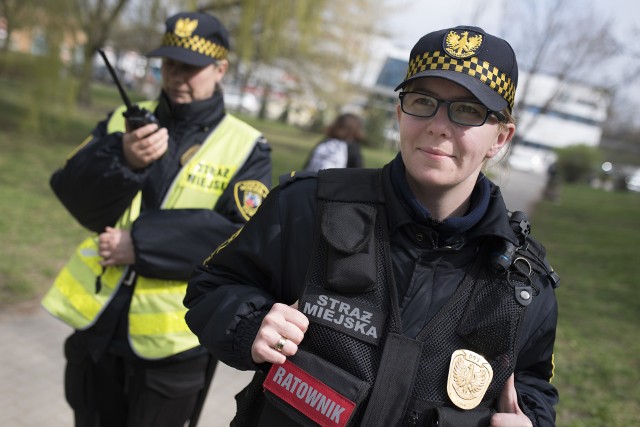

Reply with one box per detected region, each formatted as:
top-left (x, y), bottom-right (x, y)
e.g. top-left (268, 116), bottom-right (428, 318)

top-left (199, 0), bottom-right (386, 123)
top-left (555, 144), bottom-right (602, 183)
top-left (109, 0), bottom-right (169, 54)
top-left (71, 0), bottom-right (130, 106)
top-left (0, 0), bottom-right (38, 51)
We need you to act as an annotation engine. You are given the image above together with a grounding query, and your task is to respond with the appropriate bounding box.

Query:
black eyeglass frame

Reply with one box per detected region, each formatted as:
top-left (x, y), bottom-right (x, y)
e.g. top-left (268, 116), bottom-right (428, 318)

top-left (398, 91), bottom-right (507, 127)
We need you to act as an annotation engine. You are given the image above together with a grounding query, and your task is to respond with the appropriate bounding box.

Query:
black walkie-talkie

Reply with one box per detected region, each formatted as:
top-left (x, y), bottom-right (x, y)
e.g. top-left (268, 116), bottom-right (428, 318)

top-left (489, 211), bottom-right (531, 272)
top-left (98, 49), bottom-right (159, 130)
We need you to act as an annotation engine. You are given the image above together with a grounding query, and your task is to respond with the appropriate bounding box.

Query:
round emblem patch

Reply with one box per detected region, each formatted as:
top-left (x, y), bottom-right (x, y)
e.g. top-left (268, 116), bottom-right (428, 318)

top-left (233, 180), bottom-right (269, 220)
top-left (444, 29), bottom-right (483, 59)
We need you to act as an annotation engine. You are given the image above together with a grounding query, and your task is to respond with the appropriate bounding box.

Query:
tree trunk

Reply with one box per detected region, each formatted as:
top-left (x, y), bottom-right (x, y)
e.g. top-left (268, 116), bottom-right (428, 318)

top-left (1, 33), bottom-right (10, 52)
top-left (76, 45), bottom-right (95, 106)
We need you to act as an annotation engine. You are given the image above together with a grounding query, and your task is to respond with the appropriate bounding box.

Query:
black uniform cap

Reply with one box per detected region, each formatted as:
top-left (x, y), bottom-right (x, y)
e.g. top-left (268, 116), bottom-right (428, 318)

top-left (146, 12), bottom-right (229, 67)
top-left (395, 26), bottom-right (518, 112)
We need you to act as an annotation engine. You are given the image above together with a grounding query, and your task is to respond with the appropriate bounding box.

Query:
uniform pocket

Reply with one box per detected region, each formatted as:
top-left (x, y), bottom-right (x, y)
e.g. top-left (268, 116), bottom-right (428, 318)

top-left (322, 202), bottom-right (377, 294)
top-left (63, 333), bottom-right (96, 411)
top-left (143, 355), bottom-right (208, 398)
top-left (434, 406), bottom-right (494, 427)
top-left (64, 357), bottom-right (96, 411)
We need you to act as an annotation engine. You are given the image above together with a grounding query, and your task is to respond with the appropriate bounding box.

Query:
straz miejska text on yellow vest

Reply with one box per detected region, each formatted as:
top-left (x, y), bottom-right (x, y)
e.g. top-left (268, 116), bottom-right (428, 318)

top-left (42, 102), bottom-right (263, 359)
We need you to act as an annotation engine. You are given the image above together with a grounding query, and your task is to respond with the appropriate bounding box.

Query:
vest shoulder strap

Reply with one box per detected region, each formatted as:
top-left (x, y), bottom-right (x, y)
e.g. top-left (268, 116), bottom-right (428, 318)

top-left (317, 168), bottom-right (384, 204)
top-left (517, 235), bottom-right (561, 288)
top-left (217, 113), bottom-right (263, 144)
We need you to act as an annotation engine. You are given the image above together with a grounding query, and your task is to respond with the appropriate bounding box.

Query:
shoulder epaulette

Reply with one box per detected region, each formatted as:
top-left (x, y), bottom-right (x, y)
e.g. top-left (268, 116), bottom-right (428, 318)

top-left (317, 168), bottom-right (384, 203)
top-left (278, 170), bottom-right (317, 188)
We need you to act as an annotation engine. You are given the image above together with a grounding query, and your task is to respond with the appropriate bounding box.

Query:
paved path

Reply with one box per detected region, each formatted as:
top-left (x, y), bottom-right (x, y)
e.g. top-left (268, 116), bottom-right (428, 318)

top-left (493, 166), bottom-right (548, 215)
top-left (0, 168), bottom-right (545, 427)
top-left (0, 301), bottom-right (254, 427)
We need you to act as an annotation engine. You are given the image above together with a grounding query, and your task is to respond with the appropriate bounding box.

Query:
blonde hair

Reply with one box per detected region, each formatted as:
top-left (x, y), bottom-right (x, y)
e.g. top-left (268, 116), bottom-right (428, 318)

top-left (498, 109), bottom-right (516, 130)
top-left (485, 108), bottom-right (517, 175)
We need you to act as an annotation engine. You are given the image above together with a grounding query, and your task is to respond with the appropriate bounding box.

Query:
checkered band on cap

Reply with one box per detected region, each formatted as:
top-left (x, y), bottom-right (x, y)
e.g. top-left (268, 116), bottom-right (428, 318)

top-left (162, 32), bottom-right (228, 60)
top-left (406, 51), bottom-right (516, 109)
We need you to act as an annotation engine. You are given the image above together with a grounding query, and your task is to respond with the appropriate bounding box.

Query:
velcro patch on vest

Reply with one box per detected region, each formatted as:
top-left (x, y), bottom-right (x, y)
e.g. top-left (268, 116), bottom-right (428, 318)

top-left (264, 359), bottom-right (356, 427)
top-left (183, 161), bottom-right (236, 194)
top-left (301, 290), bottom-right (385, 345)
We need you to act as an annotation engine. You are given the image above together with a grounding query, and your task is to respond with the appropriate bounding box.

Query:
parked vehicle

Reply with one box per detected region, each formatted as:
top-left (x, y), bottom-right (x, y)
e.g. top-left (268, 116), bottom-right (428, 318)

top-left (626, 169), bottom-right (640, 192)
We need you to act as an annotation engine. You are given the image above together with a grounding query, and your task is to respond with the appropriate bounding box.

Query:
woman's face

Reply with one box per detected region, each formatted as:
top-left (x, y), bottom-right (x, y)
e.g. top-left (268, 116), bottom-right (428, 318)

top-left (397, 77), bottom-right (515, 197)
top-left (161, 58), bottom-right (228, 104)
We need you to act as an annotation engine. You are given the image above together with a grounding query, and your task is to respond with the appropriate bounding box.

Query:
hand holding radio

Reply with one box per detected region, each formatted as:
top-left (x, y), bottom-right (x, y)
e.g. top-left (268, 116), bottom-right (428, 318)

top-left (98, 49), bottom-right (160, 130)
top-left (98, 49), bottom-right (168, 169)
top-left (122, 123), bottom-right (169, 170)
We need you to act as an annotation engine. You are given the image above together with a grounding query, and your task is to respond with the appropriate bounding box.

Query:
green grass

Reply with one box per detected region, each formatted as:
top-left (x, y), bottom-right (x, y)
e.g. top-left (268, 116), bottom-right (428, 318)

top-left (1, 59), bottom-right (638, 425)
top-left (533, 185), bottom-right (640, 426)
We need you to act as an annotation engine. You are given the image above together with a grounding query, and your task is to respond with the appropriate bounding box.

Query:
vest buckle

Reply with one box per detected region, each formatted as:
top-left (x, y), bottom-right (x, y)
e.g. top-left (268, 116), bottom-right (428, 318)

top-left (122, 269), bottom-right (137, 286)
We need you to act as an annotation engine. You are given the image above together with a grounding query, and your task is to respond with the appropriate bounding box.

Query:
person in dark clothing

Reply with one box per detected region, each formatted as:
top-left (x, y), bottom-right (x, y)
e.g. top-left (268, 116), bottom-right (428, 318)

top-left (185, 25), bottom-right (559, 427)
top-left (42, 12), bottom-right (271, 427)
top-left (303, 112), bottom-right (366, 171)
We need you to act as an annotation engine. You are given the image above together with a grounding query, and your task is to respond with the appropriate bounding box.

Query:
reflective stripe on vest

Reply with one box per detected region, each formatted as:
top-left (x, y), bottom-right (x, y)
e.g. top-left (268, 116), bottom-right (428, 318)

top-left (42, 107), bottom-right (262, 359)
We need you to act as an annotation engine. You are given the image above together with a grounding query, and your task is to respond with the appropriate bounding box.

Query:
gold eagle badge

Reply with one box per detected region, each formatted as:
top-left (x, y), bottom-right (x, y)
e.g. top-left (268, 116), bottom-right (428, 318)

top-left (444, 30), bottom-right (483, 59)
top-left (447, 349), bottom-right (493, 410)
top-left (174, 18), bottom-right (198, 38)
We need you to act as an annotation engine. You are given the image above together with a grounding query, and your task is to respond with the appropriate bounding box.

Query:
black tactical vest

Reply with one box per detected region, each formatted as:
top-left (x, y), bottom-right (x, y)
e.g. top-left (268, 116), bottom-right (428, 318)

top-left (236, 168), bottom-right (551, 427)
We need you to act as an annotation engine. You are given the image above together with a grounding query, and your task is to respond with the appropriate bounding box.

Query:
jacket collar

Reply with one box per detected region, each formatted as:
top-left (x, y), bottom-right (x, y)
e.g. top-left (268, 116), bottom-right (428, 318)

top-left (382, 155), bottom-right (518, 246)
top-left (155, 88), bottom-right (226, 131)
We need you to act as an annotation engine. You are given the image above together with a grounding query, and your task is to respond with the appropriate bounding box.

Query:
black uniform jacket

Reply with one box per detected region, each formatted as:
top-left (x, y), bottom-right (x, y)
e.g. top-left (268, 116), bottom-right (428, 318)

top-left (185, 161), bottom-right (559, 425)
top-left (51, 90), bottom-right (272, 282)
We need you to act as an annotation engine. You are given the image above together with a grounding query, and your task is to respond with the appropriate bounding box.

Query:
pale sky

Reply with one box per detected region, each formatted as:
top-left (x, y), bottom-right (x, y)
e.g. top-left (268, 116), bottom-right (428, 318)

top-left (383, 0), bottom-right (640, 108)
top-left (386, 0), bottom-right (639, 49)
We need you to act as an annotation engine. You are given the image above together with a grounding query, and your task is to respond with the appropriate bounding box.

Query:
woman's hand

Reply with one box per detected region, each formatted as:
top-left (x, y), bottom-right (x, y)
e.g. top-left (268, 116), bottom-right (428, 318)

top-left (98, 226), bottom-right (135, 267)
top-left (122, 123), bottom-right (168, 170)
top-left (490, 374), bottom-right (533, 427)
top-left (251, 301), bottom-right (309, 365)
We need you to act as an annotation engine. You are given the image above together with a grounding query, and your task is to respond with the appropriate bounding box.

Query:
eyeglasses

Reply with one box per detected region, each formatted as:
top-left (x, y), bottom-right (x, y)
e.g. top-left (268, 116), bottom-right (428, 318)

top-left (399, 91), bottom-right (507, 127)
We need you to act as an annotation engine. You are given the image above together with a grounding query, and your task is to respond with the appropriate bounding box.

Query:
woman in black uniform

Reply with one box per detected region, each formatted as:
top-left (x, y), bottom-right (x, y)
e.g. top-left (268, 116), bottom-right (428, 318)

top-left (186, 25), bottom-right (559, 427)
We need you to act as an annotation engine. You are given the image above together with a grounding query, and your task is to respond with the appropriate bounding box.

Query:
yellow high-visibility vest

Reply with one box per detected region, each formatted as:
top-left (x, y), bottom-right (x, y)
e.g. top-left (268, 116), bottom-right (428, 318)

top-left (43, 103), bottom-right (264, 359)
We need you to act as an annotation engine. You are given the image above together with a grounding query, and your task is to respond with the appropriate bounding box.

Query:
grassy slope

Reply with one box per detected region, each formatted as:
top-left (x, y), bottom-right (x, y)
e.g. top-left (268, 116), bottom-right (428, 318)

top-left (534, 185), bottom-right (640, 426)
top-left (0, 75), bottom-right (116, 303)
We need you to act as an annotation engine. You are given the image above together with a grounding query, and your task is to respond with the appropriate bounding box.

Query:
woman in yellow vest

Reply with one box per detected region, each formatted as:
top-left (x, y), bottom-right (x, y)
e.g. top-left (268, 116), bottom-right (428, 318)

top-left (42, 12), bottom-right (271, 427)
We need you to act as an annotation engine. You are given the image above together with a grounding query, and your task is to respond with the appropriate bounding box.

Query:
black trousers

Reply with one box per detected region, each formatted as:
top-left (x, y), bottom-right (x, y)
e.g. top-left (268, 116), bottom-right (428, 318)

top-left (64, 332), bottom-right (216, 427)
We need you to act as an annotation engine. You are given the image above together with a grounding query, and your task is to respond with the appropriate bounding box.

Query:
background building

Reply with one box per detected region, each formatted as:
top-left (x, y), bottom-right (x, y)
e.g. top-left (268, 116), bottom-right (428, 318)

top-left (509, 72), bottom-right (610, 173)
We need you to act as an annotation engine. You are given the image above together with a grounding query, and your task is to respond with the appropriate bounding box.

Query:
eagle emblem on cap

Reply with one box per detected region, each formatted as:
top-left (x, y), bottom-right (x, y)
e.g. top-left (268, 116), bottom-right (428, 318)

top-left (174, 18), bottom-right (198, 38)
top-left (444, 30), bottom-right (483, 59)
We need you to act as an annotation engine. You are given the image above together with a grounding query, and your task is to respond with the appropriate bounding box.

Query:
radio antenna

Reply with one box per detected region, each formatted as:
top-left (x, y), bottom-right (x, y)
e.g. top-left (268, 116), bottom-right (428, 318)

top-left (98, 49), bottom-right (133, 110)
